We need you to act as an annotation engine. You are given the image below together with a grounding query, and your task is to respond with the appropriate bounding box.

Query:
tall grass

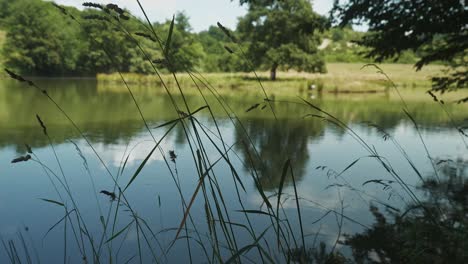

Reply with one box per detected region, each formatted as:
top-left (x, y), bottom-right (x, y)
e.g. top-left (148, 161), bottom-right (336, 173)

top-left (2, 1), bottom-right (466, 263)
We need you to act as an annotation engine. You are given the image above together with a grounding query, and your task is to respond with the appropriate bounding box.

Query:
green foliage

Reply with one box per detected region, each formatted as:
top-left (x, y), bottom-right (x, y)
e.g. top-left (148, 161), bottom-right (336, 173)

top-left (2, 0), bottom-right (82, 75)
top-left (0, 1), bottom-right (205, 75)
top-left (236, 0), bottom-right (328, 80)
top-left (333, 0), bottom-right (466, 67)
top-left (320, 26), bottom-right (367, 63)
top-left (0, 0), bottom-right (11, 24)
top-left (196, 25), bottom-right (249, 72)
top-left (333, 0), bottom-right (467, 93)
top-left (196, 27), bottom-right (224, 72)
top-left (156, 12), bottom-right (206, 72)
top-left (128, 35), bottom-right (161, 74)
top-left (321, 26), bottom-right (420, 64)
top-left (0, 0), bottom-right (442, 79)
top-left (76, 8), bottom-right (140, 74)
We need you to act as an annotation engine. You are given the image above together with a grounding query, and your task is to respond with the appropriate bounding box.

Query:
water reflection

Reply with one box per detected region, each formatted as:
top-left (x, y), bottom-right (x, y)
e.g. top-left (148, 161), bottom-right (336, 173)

top-left (344, 158), bottom-right (468, 263)
top-left (0, 79), bottom-right (467, 262)
top-left (286, 158), bottom-right (468, 263)
top-left (1, 79), bottom-right (466, 153)
top-left (235, 117), bottom-right (325, 189)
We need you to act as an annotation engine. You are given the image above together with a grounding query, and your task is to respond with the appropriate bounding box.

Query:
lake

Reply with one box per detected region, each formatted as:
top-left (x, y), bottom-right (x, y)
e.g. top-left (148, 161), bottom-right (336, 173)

top-left (0, 78), bottom-right (466, 263)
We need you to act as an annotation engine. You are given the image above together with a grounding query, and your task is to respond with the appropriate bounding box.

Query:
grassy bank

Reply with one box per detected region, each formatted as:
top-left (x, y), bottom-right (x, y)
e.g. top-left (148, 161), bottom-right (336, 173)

top-left (97, 63), bottom-right (445, 93)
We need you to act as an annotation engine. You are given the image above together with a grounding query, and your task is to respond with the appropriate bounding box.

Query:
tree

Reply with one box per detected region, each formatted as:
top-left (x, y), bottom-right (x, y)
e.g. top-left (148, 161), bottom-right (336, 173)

top-left (154, 12), bottom-right (206, 72)
top-left (197, 26), bottom-right (225, 72)
top-left (2, 0), bottom-right (82, 75)
top-left (77, 8), bottom-right (140, 74)
top-left (0, 0), bottom-right (11, 24)
top-left (1, 1), bottom-right (206, 75)
top-left (332, 0), bottom-right (467, 98)
top-left (236, 0), bottom-right (328, 80)
top-left (197, 25), bottom-right (249, 72)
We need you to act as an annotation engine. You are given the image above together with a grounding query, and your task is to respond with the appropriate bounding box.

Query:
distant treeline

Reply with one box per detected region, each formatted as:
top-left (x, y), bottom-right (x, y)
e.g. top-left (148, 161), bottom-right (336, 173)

top-left (0, 0), bottom-right (418, 76)
top-left (0, 0), bottom-right (217, 75)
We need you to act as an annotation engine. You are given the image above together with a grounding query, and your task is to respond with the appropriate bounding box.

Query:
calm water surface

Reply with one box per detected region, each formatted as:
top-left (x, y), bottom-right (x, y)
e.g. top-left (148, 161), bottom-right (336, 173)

top-left (0, 79), bottom-right (466, 263)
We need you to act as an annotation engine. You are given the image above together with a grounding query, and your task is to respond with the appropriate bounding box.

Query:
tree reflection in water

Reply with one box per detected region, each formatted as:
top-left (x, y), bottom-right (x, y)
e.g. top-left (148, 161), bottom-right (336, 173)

top-left (289, 158), bottom-right (467, 263)
top-left (346, 158), bottom-right (467, 263)
top-left (235, 117), bottom-right (325, 190)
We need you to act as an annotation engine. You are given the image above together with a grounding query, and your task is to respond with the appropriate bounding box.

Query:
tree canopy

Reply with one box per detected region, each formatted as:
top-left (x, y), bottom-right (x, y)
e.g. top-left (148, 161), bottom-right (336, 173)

top-left (236, 0), bottom-right (328, 80)
top-left (0, 0), bottom-right (206, 76)
top-left (0, 0), bottom-right (10, 24)
top-left (2, 0), bottom-right (82, 75)
top-left (0, 0), bottom-right (420, 77)
top-left (332, 0), bottom-right (467, 95)
top-left (197, 26), bottom-right (248, 72)
top-left (156, 12), bottom-right (206, 72)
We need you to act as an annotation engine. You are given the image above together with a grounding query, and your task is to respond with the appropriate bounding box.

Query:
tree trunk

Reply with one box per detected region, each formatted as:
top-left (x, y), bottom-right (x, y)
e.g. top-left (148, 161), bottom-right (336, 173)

top-left (270, 64), bottom-right (278, 81)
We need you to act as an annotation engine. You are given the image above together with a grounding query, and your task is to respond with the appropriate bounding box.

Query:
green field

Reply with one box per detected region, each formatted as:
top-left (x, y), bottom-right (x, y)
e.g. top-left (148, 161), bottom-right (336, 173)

top-left (97, 63), bottom-right (449, 94)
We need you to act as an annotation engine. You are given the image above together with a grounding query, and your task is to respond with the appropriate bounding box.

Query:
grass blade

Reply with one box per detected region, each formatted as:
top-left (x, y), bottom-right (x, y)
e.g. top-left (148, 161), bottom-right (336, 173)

top-left (236, 210), bottom-right (276, 218)
top-left (39, 198), bottom-right (65, 207)
top-left (171, 153), bottom-right (224, 244)
top-left (124, 123), bottom-right (177, 192)
top-left (290, 165), bottom-right (305, 251)
top-left (164, 15), bottom-right (175, 58)
top-left (225, 227), bottom-right (270, 264)
top-left (253, 176), bottom-right (272, 209)
top-left (105, 220), bottom-right (135, 243)
top-left (43, 209), bottom-right (75, 240)
top-left (276, 159), bottom-right (290, 248)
